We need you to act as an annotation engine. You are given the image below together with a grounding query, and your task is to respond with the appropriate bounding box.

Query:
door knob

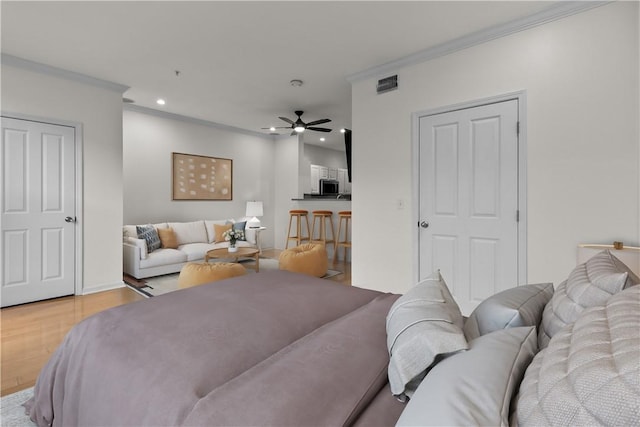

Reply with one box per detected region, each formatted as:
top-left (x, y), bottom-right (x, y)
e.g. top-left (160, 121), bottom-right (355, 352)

top-left (420, 221), bottom-right (429, 229)
top-left (65, 216), bottom-right (76, 223)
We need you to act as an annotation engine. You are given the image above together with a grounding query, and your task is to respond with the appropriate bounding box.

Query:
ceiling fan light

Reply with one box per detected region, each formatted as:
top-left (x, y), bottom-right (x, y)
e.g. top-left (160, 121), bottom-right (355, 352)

top-left (294, 125), bottom-right (305, 133)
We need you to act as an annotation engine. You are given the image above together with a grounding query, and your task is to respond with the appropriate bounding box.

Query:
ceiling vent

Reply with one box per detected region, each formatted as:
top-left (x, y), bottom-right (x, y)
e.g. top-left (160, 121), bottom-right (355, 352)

top-left (376, 75), bottom-right (398, 94)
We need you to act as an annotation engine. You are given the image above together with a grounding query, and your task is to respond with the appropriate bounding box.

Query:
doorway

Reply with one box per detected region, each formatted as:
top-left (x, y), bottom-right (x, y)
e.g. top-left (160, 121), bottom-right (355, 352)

top-left (1, 116), bottom-right (79, 307)
top-left (415, 95), bottom-right (526, 314)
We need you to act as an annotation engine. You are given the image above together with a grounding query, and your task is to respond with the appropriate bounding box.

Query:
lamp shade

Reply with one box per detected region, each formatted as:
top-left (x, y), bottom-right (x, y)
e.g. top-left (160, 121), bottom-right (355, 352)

top-left (246, 201), bottom-right (263, 228)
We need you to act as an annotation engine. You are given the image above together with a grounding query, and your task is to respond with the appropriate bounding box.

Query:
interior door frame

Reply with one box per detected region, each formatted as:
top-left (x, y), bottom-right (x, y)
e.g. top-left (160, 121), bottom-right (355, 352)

top-left (1, 112), bottom-right (84, 296)
top-left (411, 91), bottom-right (528, 286)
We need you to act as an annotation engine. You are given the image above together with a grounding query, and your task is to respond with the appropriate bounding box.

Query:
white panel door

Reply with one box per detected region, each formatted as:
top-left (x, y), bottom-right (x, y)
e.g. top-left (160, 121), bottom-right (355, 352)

top-left (419, 100), bottom-right (519, 314)
top-left (1, 117), bottom-right (76, 307)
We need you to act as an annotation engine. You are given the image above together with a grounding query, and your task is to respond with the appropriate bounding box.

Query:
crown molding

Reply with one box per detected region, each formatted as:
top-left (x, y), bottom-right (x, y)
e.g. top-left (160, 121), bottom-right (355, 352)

top-left (2, 53), bottom-right (130, 93)
top-left (123, 104), bottom-right (274, 139)
top-left (346, 1), bottom-right (611, 83)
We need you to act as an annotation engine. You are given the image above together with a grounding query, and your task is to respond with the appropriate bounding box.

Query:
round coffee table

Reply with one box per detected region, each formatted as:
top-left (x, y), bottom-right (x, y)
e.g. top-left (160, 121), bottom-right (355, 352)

top-left (204, 247), bottom-right (260, 272)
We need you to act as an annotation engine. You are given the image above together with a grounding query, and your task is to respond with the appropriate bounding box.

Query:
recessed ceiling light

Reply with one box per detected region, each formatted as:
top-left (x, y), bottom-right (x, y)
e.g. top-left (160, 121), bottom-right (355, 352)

top-left (269, 127), bottom-right (276, 132)
top-left (320, 138), bottom-right (325, 142)
top-left (156, 98), bottom-right (166, 105)
top-left (340, 128), bottom-right (346, 133)
top-left (290, 79), bottom-right (303, 87)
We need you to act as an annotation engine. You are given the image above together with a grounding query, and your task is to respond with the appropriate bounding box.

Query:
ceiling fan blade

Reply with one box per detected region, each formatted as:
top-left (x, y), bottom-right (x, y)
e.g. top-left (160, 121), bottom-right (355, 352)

top-left (305, 118), bottom-right (331, 126)
top-left (279, 116), bottom-right (295, 125)
top-left (261, 126), bottom-right (290, 129)
top-left (307, 127), bottom-right (332, 132)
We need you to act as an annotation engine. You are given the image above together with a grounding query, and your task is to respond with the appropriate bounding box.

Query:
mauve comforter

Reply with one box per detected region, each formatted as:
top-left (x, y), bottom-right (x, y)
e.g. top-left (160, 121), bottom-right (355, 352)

top-left (26, 271), bottom-right (405, 426)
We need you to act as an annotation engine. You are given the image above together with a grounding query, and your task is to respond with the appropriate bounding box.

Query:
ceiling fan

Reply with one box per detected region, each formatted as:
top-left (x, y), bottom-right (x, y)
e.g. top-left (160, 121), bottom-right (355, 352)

top-left (263, 111), bottom-right (331, 135)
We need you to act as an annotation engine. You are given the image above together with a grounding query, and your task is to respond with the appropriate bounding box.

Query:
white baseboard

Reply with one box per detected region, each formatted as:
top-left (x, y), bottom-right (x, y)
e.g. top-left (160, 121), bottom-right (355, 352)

top-left (81, 281), bottom-right (125, 295)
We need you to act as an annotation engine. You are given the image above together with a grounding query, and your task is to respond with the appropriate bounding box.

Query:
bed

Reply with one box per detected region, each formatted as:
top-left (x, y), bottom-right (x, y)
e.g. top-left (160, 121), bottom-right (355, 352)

top-left (25, 271), bottom-right (405, 426)
top-left (25, 250), bottom-right (640, 426)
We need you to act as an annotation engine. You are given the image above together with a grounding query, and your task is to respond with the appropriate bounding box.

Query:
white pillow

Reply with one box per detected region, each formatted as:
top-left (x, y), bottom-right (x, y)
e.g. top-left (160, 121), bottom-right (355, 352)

top-left (386, 270), bottom-right (467, 398)
top-left (397, 326), bottom-right (537, 427)
top-left (463, 283), bottom-right (553, 341)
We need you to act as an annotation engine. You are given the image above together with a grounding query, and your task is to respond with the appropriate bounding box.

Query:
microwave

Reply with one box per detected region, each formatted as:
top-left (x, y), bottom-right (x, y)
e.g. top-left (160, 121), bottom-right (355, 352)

top-left (320, 179), bottom-right (339, 195)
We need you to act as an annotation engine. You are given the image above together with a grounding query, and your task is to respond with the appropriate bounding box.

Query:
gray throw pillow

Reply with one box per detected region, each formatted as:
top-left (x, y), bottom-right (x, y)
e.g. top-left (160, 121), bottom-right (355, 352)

top-left (516, 285), bottom-right (640, 426)
top-left (463, 283), bottom-right (553, 341)
top-left (538, 250), bottom-right (639, 349)
top-left (396, 326), bottom-right (537, 427)
top-left (386, 270), bottom-right (467, 398)
top-left (136, 224), bottom-right (161, 253)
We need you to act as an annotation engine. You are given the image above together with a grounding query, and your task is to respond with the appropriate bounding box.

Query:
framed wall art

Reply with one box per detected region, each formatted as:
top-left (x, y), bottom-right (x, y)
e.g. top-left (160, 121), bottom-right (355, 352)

top-left (172, 152), bottom-right (232, 200)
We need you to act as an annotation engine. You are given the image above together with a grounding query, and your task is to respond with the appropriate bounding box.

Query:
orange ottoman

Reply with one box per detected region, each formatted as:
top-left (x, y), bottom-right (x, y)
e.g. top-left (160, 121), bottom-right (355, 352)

top-left (178, 262), bottom-right (246, 288)
top-left (278, 243), bottom-right (328, 278)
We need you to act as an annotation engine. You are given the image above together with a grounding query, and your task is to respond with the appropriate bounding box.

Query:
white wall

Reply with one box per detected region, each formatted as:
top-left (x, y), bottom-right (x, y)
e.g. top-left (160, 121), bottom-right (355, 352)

top-left (274, 135), bottom-right (302, 249)
top-left (2, 63), bottom-right (126, 294)
top-left (351, 2), bottom-right (639, 294)
top-left (304, 144), bottom-right (347, 170)
top-left (123, 109), bottom-right (276, 249)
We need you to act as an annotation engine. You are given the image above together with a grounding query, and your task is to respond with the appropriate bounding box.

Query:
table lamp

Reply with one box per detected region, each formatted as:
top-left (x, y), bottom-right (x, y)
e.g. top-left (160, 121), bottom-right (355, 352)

top-left (246, 201), bottom-right (263, 229)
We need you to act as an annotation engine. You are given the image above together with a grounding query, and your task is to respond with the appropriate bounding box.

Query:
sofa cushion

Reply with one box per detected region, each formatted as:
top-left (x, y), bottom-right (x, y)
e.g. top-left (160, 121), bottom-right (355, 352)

top-left (123, 225), bottom-right (137, 239)
top-left (136, 225), bottom-right (161, 253)
top-left (169, 221), bottom-right (208, 245)
top-left (516, 285), bottom-right (640, 426)
top-left (139, 248), bottom-right (187, 269)
top-left (214, 223), bottom-right (233, 243)
top-left (538, 250), bottom-right (639, 349)
top-left (386, 270), bottom-right (467, 398)
top-left (179, 243), bottom-right (215, 262)
top-left (157, 227), bottom-right (178, 249)
top-left (463, 283), bottom-right (553, 341)
top-left (396, 326), bottom-right (537, 427)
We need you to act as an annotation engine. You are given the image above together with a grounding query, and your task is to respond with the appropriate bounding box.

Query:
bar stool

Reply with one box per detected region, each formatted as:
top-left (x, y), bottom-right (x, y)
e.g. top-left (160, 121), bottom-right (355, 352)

top-left (310, 210), bottom-right (335, 248)
top-left (334, 211), bottom-right (352, 262)
top-left (285, 210), bottom-right (310, 249)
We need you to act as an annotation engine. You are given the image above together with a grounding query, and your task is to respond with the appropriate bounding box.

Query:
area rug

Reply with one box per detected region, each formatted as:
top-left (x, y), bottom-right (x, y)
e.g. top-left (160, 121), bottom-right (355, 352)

top-left (0, 387), bottom-right (36, 427)
top-left (124, 258), bottom-right (342, 297)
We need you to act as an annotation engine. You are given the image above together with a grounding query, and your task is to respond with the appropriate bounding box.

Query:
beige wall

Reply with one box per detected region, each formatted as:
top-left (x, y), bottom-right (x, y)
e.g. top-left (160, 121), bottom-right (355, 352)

top-left (351, 2), bottom-right (639, 293)
top-left (2, 63), bottom-right (126, 294)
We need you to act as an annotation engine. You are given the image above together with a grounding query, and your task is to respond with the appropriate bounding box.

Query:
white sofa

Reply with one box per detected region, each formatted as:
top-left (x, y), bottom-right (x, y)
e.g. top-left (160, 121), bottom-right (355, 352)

top-left (123, 219), bottom-right (258, 279)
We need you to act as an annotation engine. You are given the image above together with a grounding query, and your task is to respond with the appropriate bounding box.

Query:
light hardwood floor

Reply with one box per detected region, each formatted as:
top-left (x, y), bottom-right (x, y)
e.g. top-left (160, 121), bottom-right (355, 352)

top-left (0, 251), bottom-right (351, 396)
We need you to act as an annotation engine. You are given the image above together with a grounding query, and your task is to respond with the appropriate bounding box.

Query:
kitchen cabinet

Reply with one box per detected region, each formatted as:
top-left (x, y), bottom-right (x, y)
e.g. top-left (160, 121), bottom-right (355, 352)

top-left (310, 164), bottom-right (329, 194)
top-left (337, 168), bottom-right (351, 194)
top-left (311, 164), bottom-right (350, 194)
